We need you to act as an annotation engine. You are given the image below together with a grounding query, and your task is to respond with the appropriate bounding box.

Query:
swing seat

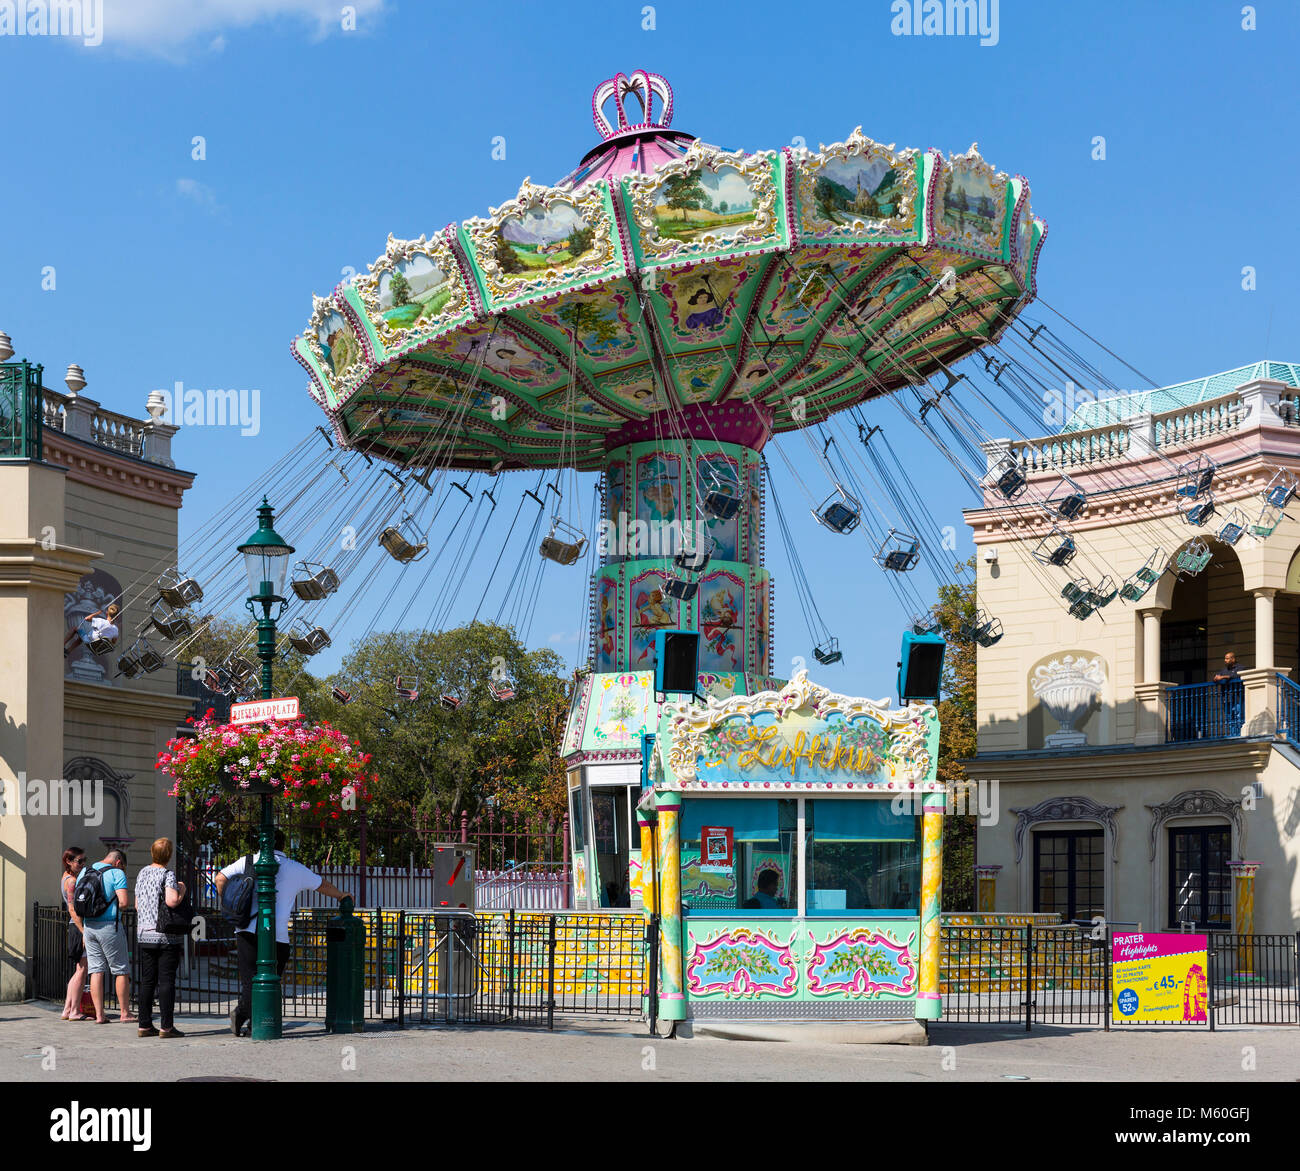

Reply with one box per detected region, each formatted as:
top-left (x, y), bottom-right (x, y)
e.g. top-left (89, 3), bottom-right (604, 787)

top-left (662, 577), bottom-right (698, 601)
top-left (1265, 479), bottom-right (1296, 509)
top-left (987, 453), bottom-right (1028, 502)
top-left (121, 637), bottom-right (166, 675)
top-left (1046, 475), bottom-right (1087, 521)
top-left (1181, 497), bottom-right (1216, 527)
top-left (1171, 542), bottom-right (1212, 577)
top-left (379, 522), bottom-right (428, 564)
top-left (1060, 580), bottom-right (1088, 604)
top-left (224, 656), bottom-right (257, 688)
top-left (1119, 578), bottom-right (1152, 603)
top-left (701, 487), bottom-right (741, 521)
top-left (540, 517), bottom-right (587, 566)
top-left (288, 621), bottom-right (331, 656)
top-left (813, 489), bottom-right (861, 535)
top-left (1217, 515), bottom-right (1247, 547)
top-left (86, 635), bottom-right (118, 656)
top-left (813, 638), bottom-right (843, 665)
top-left (117, 650), bottom-right (142, 679)
top-left (911, 615), bottom-right (941, 635)
top-left (1251, 518), bottom-right (1280, 539)
top-left (1087, 576), bottom-right (1118, 608)
top-left (150, 603), bottom-right (193, 640)
top-left (1032, 529), bottom-right (1077, 567)
top-left (331, 687), bottom-right (353, 705)
top-left (291, 562), bottom-right (340, 601)
top-left (395, 676), bottom-right (419, 702)
top-left (157, 570), bottom-right (203, 609)
top-left (1068, 598), bottom-right (1095, 620)
top-left (674, 544), bottom-right (712, 573)
top-left (972, 615), bottom-right (1004, 647)
top-left (875, 531), bottom-right (920, 573)
top-left (439, 694), bottom-right (461, 711)
top-left (489, 680), bottom-right (515, 701)
top-left (1175, 457), bottom-right (1215, 499)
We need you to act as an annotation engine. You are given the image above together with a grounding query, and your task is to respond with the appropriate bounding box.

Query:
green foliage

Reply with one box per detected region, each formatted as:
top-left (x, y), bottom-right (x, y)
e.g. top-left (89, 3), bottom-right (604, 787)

top-left (388, 268), bottom-right (411, 306)
top-left (557, 299), bottom-right (618, 346)
top-left (662, 172), bottom-right (707, 213)
top-left (567, 222), bottom-right (594, 258)
top-left (494, 230), bottom-right (524, 274)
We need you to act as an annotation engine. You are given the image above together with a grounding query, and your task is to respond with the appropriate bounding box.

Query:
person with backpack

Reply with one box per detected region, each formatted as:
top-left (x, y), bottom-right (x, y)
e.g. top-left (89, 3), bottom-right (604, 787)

top-left (215, 830), bottom-right (352, 1037)
top-left (59, 847), bottom-right (90, 1021)
top-left (76, 848), bottom-right (136, 1024)
top-left (133, 837), bottom-right (190, 1038)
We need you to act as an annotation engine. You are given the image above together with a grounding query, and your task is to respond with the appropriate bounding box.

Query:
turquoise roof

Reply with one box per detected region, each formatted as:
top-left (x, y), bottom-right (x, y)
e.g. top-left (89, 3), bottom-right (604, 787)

top-left (1061, 361), bottom-right (1300, 433)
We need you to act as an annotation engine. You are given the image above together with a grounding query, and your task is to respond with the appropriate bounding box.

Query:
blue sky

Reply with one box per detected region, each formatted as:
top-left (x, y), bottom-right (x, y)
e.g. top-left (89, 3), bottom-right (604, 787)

top-left (4, 0), bottom-right (1297, 699)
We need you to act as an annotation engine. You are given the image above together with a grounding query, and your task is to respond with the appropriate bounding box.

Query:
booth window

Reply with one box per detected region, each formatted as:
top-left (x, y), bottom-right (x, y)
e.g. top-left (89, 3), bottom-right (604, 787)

top-left (805, 799), bottom-right (920, 914)
top-left (680, 798), bottom-right (797, 914)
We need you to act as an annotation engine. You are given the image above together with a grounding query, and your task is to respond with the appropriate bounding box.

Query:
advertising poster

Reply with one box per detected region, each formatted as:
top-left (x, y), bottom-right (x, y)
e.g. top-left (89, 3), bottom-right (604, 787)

top-left (1111, 932), bottom-right (1209, 1025)
top-left (701, 825), bottom-right (734, 868)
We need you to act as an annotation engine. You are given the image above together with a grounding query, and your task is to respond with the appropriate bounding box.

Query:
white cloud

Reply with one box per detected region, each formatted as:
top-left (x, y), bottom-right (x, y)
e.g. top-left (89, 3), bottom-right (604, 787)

top-left (99, 0), bottom-right (386, 59)
top-left (548, 630), bottom-right (581, 645)
top-left (176, 177), bottom-right (222, 214)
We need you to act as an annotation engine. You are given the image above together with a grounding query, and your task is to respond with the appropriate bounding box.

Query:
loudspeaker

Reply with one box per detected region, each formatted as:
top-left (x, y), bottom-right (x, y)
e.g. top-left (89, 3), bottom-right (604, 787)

top-left (654, 629), bottom-right (699, 696)
top-left (898, 631), bottom-right (945, 703)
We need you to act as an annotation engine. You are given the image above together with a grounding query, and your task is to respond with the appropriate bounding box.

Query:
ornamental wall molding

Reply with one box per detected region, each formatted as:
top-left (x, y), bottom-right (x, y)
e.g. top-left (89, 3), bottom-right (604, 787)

top-left (44, 435), bottom-right (194, 509)
top-left (1009, 794), bottom-right (1123, 863)
top-left (1145, 788), bottom-right (1244, 860)
top-left (64, 755), bottom-right (134, 836)
top-left (1030, 654), bottom-right (1106, 748)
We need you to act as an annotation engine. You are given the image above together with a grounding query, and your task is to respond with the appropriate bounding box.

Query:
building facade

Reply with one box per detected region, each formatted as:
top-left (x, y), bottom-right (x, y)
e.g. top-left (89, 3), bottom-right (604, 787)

top-left (0, 351), bottom-right (195, 1000)
top-left (964, 363), bottom-right (1300, 938)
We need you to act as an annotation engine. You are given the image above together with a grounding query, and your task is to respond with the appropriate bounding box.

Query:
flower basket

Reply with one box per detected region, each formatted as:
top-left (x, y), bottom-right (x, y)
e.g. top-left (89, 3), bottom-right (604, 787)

top-left (159, 709), bottom-right (374, 818)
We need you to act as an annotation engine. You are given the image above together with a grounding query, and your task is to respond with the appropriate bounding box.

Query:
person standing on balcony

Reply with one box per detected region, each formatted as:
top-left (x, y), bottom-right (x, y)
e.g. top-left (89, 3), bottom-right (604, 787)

top-left (1213, 651), bottom-right (1244, 733)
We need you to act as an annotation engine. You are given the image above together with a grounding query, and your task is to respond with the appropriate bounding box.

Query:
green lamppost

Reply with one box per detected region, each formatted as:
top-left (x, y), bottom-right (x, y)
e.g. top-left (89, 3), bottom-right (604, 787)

top-left (237, 497), bottom-right (295, 1041)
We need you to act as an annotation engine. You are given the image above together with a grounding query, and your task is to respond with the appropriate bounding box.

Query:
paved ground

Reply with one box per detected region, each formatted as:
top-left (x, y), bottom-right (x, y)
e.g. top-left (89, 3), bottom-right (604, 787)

top-left (2, 1001), bottom-right (1297, 1081)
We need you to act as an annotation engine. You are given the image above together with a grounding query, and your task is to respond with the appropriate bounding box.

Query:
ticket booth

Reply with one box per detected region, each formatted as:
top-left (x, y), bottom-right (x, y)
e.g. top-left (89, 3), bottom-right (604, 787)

top-left (643, 670), bottom-right (945, 1023)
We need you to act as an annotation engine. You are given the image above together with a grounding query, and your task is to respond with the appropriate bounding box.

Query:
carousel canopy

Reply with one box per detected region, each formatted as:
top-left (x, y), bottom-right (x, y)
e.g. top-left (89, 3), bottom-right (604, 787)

top-left (294, 71), bottom-right (1046, 472)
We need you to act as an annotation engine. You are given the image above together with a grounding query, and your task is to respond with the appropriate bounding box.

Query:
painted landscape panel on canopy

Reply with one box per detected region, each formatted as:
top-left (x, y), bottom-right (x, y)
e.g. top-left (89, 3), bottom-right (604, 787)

top-left (652, 165), bottom-right (760, 243)
top-left (498, 202), bottom-right (598, 274)
top-left (316, 309), bottom-right (361, 379)
top-left (375, 252), bottom-right (458, 331)
top-left (801, 150), bottom-right (917, 240)
top-left (582, 671), bottom-right (658, 751)
top-left (935, 156), bottom-right (1010, 258)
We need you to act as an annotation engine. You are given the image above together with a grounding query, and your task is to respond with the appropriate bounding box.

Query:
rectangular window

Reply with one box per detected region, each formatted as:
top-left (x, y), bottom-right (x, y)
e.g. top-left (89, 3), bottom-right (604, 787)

top-left (1033, 830), bottom-right (1104, 922)
top-left (805, 799), bottom-right (920, 914)
top-left (680, 798), bottom-right (797, 915)
top-left (1168, 826), bottom-right (1231, 929)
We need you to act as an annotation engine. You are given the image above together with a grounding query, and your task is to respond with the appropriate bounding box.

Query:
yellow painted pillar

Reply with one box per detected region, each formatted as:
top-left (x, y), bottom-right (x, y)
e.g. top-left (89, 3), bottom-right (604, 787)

top-left (656, 793), bottom-right (686, 1021)
top-left (975, 864), bottom-right (1000, 914)
top-left (916, 790), bottom-right (946, 1021)
top-left (1229, 861), bottom-right (1259, 979)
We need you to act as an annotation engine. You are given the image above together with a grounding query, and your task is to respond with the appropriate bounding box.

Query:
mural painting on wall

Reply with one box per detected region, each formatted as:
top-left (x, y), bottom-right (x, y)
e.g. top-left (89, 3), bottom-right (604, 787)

top-left (651, 165), bottom-right (760, 243)
top-left (696, 453), bottom-right (740, 559)
top-left (747, 464), bottom-right (763, 565)
top-left (64, 569), bottom-right (125, 684)
top-left (698, 571), bottom-right (744, 671)
top-left (806, 927), bottom-right (917, 997)
top-left (376, 253), bottom-right (455, 330)
top-left (495, 202), bottom-right (597, 276)
top-left (697, 672), bottom-right (740, 702)
top-left (595, 576), bottom-right (618, 672)
top-left (630, 570), bottom-right (678, 668)
top-left (686, 927), bottom-right (798, 997)
top-left (605, 461), bottom-right (626, 528)
top-left (317, 309), bottom-right (360, 378)
top-left (586, 672), bottom-right (656, 749)
top-left (636, 452), bottom-right (680, 526)
top-left (681, 847), bottom-right (739, 903)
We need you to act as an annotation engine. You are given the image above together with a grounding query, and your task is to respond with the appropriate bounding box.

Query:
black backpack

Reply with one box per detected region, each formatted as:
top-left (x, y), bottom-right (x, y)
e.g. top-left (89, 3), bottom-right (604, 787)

top-left (155, 869), bottom-right (196, 935)
top-left (221, 853), bottom-right (257, 928)
top-left (72, 863), bottom-right (112, 921)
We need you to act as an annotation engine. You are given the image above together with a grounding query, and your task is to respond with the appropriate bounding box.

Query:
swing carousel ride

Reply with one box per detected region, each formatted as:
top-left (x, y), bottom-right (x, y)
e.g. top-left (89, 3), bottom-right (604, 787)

top-left (97, 71), bottom-right (1282, 790)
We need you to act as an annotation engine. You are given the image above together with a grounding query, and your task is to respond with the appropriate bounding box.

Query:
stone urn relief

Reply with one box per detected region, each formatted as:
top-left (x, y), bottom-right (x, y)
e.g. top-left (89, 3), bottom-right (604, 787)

top-left (1031, 654), bottom-right (1106, 747)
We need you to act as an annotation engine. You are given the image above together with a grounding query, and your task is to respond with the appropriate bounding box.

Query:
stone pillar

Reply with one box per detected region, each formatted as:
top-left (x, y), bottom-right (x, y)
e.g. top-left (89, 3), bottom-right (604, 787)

top-left (1254, 588), bottom-right (1277, 669)
top-left (975, 864), bottom-right (1001, 913)
top-left (655, 791), bottom-right (685, 1021)
top-left (141, 420), bottom-right (179, 468)
top-left (1228, 861), bottom-right (1260, 979)
top-left (0, 462), bottom-right (100, 1001)
top-left (1134, 681), bottom-right (1173, 746)
top-left (1236, 378), bottom-right (1289, 429)
top-left (1140, 608), bottom-right (1163, 684)
top-left (61, 393), bottom-right (98, 443)
top-left (916, 790), bottom-right (946, 1021)
top-left (1239, 668), bottom-right (1276, 735)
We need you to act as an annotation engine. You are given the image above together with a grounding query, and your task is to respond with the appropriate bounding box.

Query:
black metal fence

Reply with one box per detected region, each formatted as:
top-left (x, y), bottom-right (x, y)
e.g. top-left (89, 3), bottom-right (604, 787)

top-left (35, 905), bottom-right (646, 1030)
top-left (941, 923), bottom-right (1300, 1028)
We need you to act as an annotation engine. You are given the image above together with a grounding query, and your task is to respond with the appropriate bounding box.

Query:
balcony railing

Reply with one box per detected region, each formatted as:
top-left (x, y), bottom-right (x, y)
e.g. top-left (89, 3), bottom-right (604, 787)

top-left (40, 386), bottom-right (149, 460)
top-left (1276, 674), bottom-right (1300, 748)
top-left (1166, 680), bottom-right (1244, 743)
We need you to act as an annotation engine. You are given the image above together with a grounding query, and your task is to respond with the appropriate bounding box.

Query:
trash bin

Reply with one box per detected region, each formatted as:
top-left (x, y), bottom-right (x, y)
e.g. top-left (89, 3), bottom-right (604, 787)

top-left (325, 897), bottom-right (365, 1034)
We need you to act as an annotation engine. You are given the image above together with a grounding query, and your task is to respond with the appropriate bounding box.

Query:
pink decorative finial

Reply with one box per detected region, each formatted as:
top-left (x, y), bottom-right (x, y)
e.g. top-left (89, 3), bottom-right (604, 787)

top-left (592, 71), bottom-right (673, 140)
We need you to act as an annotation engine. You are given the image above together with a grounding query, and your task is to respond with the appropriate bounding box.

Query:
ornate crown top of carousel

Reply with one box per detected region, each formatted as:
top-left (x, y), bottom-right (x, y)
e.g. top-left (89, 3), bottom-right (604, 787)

top-left (294, 71), bottom-right (1047, 474)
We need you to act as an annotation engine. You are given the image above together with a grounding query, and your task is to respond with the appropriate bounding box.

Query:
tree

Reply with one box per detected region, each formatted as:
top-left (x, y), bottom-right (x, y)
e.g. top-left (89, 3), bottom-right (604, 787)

top-left (557, 299), bottom-right (619, 347)
top-left (663, 172), bottom-right (707, 214)
top-left (388, 268), bottom-right (411, 306)
top-left (566, 222), bottom-right (594, 258)
top-left (494, 230), bottom-right (523, 274)
top-left (924, 559), bottom-right (978, 911)
top-left (719, 200), bottom-right (728, 215)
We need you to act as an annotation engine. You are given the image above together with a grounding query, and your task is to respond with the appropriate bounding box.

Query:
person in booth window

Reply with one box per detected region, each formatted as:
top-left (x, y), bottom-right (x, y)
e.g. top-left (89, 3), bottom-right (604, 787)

top-left (743, 869), bottom-right (785, 910)
top-left (214, 829), bottom-right (351, 1037)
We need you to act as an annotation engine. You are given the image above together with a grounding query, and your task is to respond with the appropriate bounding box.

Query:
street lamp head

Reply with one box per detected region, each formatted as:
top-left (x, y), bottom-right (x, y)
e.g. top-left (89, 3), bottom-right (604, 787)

top-left (238, 496), bottom-right (294, 604)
